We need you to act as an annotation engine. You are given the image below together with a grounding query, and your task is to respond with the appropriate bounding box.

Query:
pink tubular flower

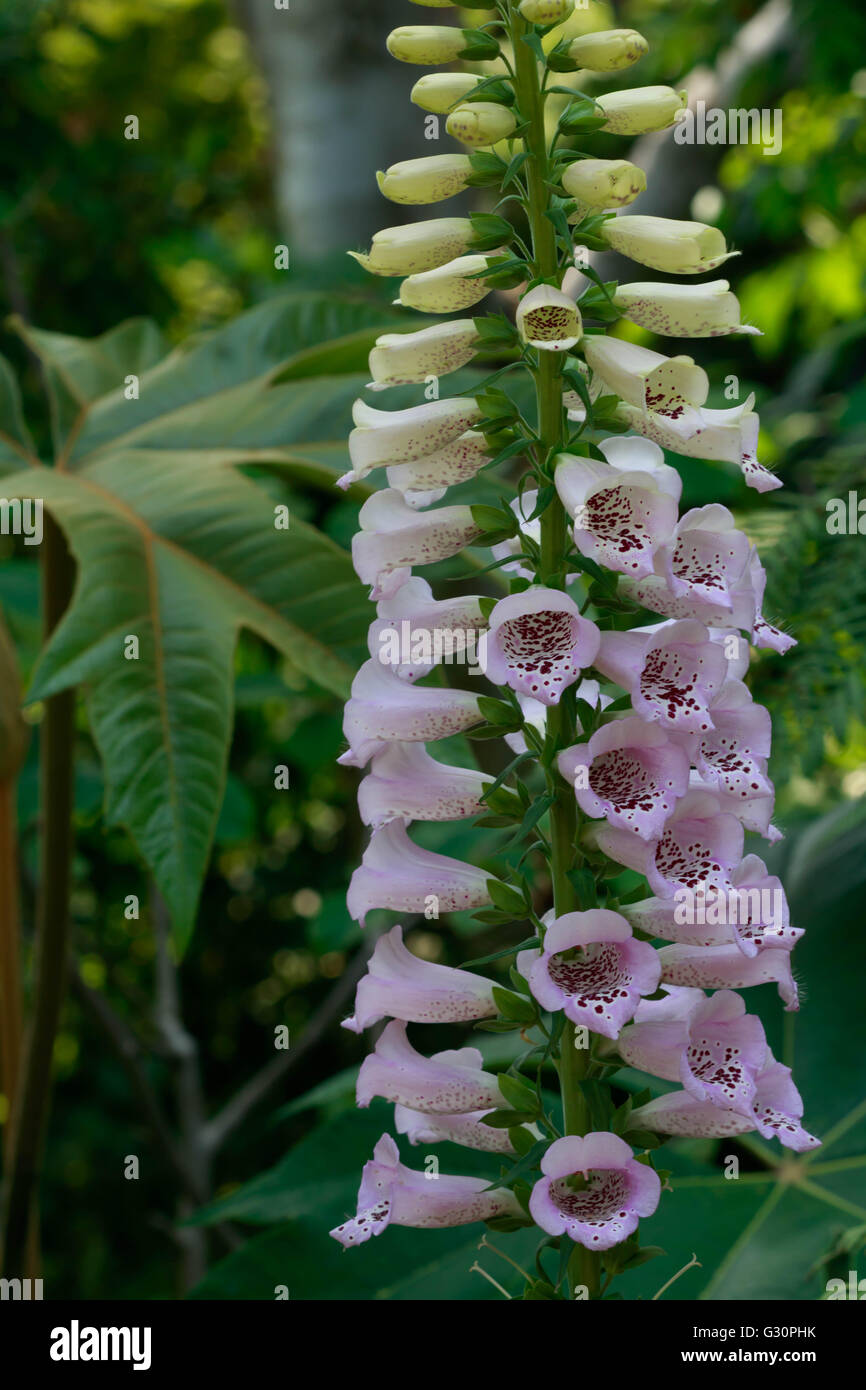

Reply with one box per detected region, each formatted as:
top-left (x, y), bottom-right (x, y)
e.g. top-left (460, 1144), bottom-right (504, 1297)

top-left (342, 924), bottom-right (497, 1033)
top-left (529, 1133), bottom-right (661, 1250)
top-left (395, 1106), bottom-right (523, 1154)
top-left (621, 505), bottom-right (756, 628)
top-left (367, 576), bottom-right (487, 682)
top-left (590, 787), bottom-right (744, 901)
top-left (665, 505), bottom-right (753, 612)
top-left (329, 1133), bottom-right (522, 1248)
top-left (356, 1021), bottom-right (503, 1113)
top-left (484, 587), bottom-right (600, 705)
top-left (559, 716), bottom-right (690, 841)
top-left (618, 986), bottom-right (768, 1119)
top-left (347, 819), bottom-right (493, 927)
top-left (594, 620), bottom-right (729, 734)
top-left (623, 853), bottom-right (801, 958)
top-left (358, 742), bottom-right (492, 828)
top-left (340, 658), bottom-right (481, 768)
top-left (657, 941), bottom-right (798, 1010)
top-left (518, 909), bottom-right (661, 1038)
top-left (630, 1061), bottom-right (820, 1153)
top-left (351, 490), bottom-right (480, 599)
top-left (553, 436), bottom-right (680, 578)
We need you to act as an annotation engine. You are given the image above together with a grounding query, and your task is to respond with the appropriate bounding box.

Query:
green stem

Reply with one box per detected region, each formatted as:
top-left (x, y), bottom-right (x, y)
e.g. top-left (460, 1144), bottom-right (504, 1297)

top-left (510, 3), bottom-right (601, 1303)
top-left (1, 515), bottom-right (76, 1277)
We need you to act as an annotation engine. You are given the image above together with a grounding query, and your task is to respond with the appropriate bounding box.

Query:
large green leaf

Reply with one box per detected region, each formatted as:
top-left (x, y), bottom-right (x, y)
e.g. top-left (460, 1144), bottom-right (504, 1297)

top-left (2, 292), bottom-right (407, 941)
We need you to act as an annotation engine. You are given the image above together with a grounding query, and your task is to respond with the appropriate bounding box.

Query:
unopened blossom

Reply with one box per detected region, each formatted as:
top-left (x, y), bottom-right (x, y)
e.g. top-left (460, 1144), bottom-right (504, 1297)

top-left (377, 154), bottom-right (475, 206)
top-left (410, 72), bottom-right (479, 114)
top-left (630, 1061), bottom-right (820, 1152)
top-left (343, 924), bottom-right (497, 1033)
top-left (330, 1133), bottom-right (521, 1248)
top-left (657, 941), bottom-right (798, 1010)
top-left (519, 0), bottom-right (574, 23)
top-left (618, 986), bottom-right (767, 1118)
top-left (346, 818), bottom-right (494, 926)
top-left (348, 218), bottom-right (476, 277)
top-left (485, 587), bottom-right (600, 705)
top-left (395, 1106), bottom-right (522, 1155)
top-left (561, 157), bottom-right (646, 210)
top-left (600, 215), bottom-right (738, 274)
top-left (386, 431), bottom-right (491, 506)
top-left (624, 852), bottom-right (801, 957)
top-left (590, 787), bottom-right (744, 901)
top-left (357, 1021), bottom-right (503, 1113)
top-left (366, 576), bottom-right (487, 681)
top-left (386, 27), bottom-right (497, 66)
top-left (516, 283), bottom-right (582, 351)
top-left (340, 658), bottom-right (481, 767)
top-left (529, 1133), bottom-right (661, 1250)
top-left (368, 320), bottom-right (479, 390)
top-left (518, 909), bottom-right (661, 1038)
top-left (564, 29), bottom-right (649, 72)
top-left (358, 742), bottom-right (492, 828)
top-left (560, 716), bottom-right (690, 841)
top-left (553, 435), bottom-right (681, 578)
top-left (398, 254), bottom-right (494, 314)
top-left (351, 490), bottom-right (481, 598)
top-left (583, 335), bottom-right (709, 417)
top-left (593, 619), bottom-right (729, 734)
top-left (596, 86), bottom-right (687, 136)
top-left (343, 396), bottom-right (483, 487)
top-left (446, 103), bottom-right (518, 148)
top-left (613, 280), bottom-right (760, 338)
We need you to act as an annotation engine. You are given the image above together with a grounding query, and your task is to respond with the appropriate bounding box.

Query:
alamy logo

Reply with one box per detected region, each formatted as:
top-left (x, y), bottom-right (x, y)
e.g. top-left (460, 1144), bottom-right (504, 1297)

top-left (674, 100), bottom-right (782, 155)
top-left (0, 1277), bottom-right (43, 1299)
top-left (0, 497), bottom-right (43, 545)
top-left (49, 1320), bottom-right (152, 1371)
top-left (825, 1271), bottom-right (866, 1299)
top-left (377, 621), bottom-right (488, 676)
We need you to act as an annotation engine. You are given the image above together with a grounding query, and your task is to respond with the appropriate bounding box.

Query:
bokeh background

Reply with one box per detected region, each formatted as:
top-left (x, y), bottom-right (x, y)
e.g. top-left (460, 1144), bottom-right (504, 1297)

top-left (1, 0), bottom-right (864, 1299)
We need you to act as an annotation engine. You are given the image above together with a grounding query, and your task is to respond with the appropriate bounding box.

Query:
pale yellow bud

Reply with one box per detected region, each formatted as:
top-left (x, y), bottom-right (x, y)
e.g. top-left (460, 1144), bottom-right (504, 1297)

top-left (566, 29), bottom-right (648, 72)
top-left (377, 155), bottom-right (475, 206)
top-left (600, 215), bottom-right (738, 275)
top-left (446, 102), bottom-right (517, 148)
top-left (386, 26), bottom-right (471, 65)
top-left (562, 158), bottom-right (646, 210)
top-left (348, 219), bottom-right (474, 277)
top-left (519, 0), bottom-right (575, 21)
top-left (596, 86), bottom-right (687, 136)
top-left (410, 73), bottom-right (480, 114)
top-left (398, 255), bottom-right (493, 313)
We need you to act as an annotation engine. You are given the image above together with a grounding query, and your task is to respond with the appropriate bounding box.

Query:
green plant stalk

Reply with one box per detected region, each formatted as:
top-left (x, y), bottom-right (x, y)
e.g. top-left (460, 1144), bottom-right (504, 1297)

top-left (1, 515), bottom-right (76, 1277)
top-left (510, 4), bottom-right (602, 1301)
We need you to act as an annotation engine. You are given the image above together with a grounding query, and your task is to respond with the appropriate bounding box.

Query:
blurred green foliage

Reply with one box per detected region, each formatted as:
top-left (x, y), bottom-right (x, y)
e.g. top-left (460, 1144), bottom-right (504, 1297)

top-left (0, 0), bottom-right (864, 1300)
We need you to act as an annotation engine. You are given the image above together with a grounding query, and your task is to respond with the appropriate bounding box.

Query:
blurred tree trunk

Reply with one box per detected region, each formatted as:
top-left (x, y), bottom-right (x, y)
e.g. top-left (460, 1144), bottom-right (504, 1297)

top-left (235, 0), bottom-right (423, 257)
